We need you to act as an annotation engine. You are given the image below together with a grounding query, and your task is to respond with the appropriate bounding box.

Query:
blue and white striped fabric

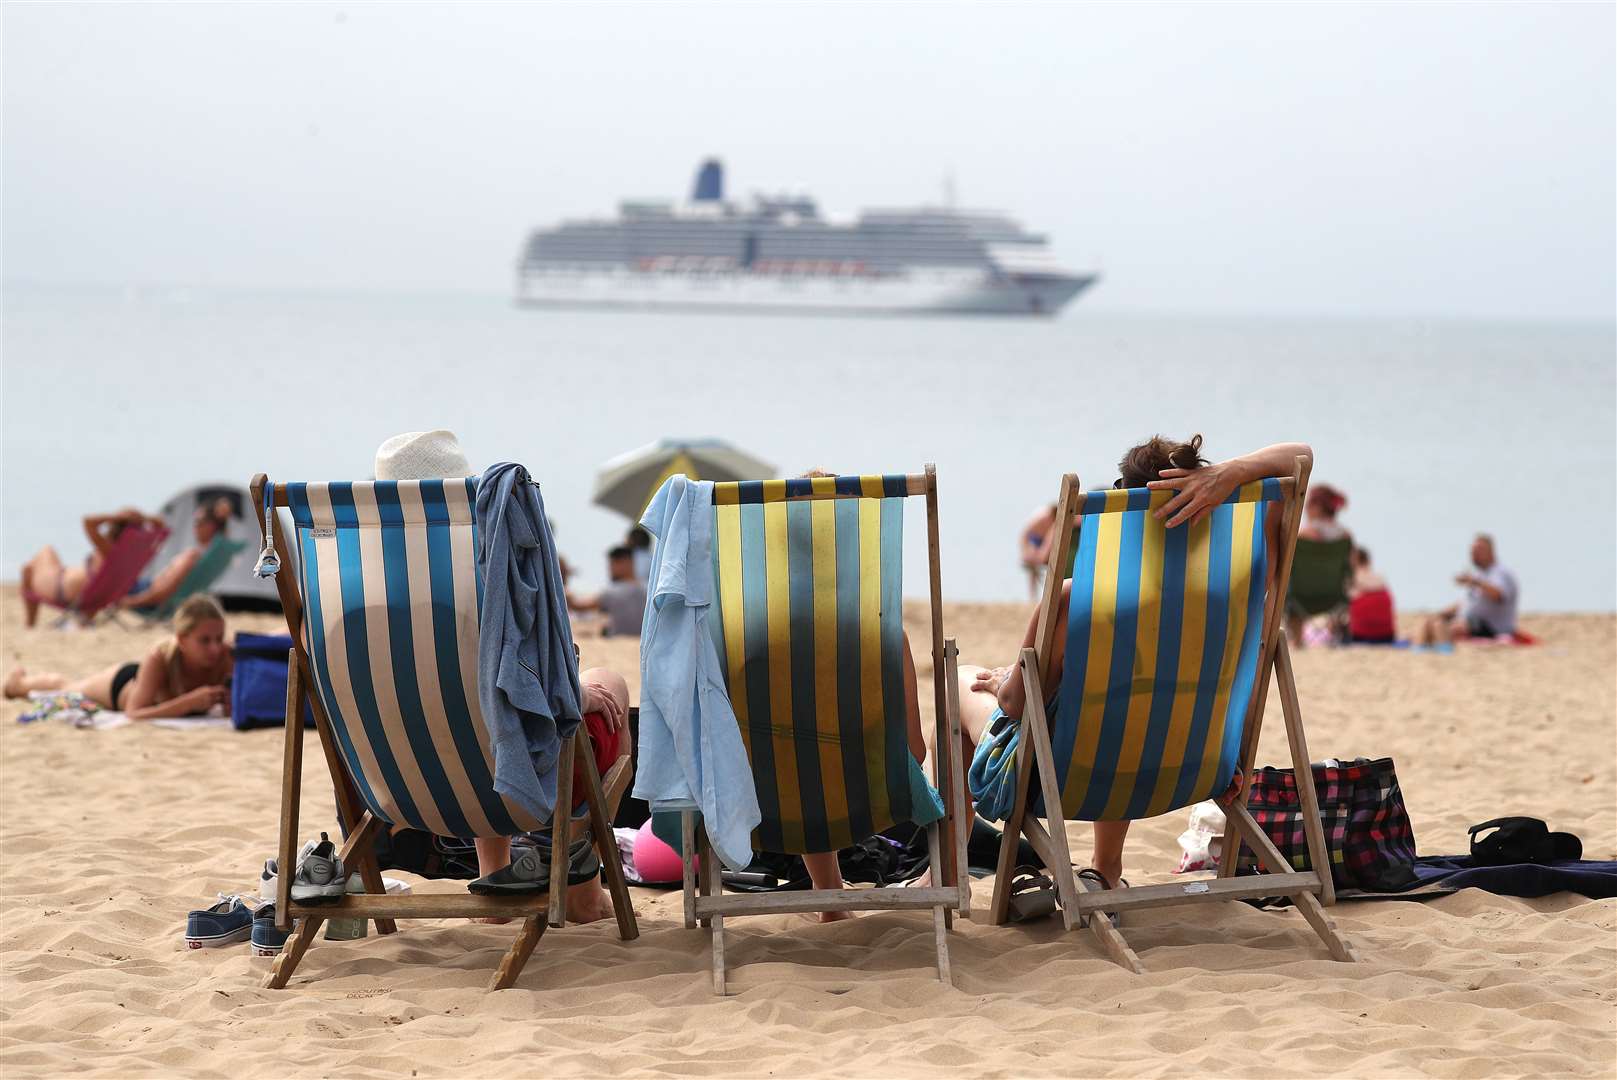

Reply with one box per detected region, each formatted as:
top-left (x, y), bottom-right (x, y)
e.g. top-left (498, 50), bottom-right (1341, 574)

top-left (286, 479), bottom-right (542, 838)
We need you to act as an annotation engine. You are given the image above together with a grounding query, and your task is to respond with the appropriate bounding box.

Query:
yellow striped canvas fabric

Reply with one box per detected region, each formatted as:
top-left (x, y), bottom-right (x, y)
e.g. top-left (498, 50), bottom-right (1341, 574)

top-left (1048, 479), bottom-right (1283, 820)
top-left (706, 475), bottom-right (943, 854)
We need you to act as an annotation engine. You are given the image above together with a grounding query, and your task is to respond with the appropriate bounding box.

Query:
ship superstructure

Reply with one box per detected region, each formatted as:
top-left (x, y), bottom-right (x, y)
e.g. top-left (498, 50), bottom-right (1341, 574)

top-left (517, 159), bottom-right (1096, 316)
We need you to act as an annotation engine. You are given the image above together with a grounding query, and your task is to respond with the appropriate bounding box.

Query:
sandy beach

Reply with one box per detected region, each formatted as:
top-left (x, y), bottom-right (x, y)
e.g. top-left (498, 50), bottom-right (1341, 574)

top-left (1, 588), bottom-right (1612, 1078)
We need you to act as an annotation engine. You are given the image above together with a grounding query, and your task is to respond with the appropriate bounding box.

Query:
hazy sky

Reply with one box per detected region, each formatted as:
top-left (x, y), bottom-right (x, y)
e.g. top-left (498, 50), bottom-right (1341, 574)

top-left (4, 2), bottom-right (1614, 321)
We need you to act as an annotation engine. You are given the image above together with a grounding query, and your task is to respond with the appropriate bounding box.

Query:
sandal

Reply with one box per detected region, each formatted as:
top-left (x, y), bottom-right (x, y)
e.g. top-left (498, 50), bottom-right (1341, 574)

top-left (1006, 865), bottom-right (1058, 923)
top-left (1075, 867), bottom-right (1128, 929)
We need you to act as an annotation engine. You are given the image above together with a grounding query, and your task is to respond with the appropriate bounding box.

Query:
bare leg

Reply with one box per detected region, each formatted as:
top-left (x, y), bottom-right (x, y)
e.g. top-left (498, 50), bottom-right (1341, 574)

top-left (564, 666), bottom-right (630, 924)
top-left (1090, 821), bottom-right (1131, 887)
top-left (920, 664), bottom-right (999, 820)
top-left (20, 548), bottom-right (66, 628)
top-left (472, 837), bottom-right (514, 924)
top-left (802, 852), bottom-right (852, 922)
top-left (5, 667), bottom-right (67, 699)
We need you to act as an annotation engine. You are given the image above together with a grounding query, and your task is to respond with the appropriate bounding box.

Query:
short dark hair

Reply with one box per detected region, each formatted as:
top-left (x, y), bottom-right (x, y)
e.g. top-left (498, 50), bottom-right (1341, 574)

top-left (607, 545), bottom-right (634, 561)
top-left (1118, 434), bottom-right (1207, 489)
top-left (625, 525), bottom-right (652, 550)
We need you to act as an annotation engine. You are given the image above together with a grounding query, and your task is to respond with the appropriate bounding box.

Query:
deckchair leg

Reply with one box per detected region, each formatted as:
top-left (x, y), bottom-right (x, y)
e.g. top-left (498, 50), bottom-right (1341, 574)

top-left (710, 914), bottom-right (727, 995)
top-left (1017, 649), bottom-right (1081, 931)
top-left (1225, 801), bottom-right (1358, 962)
top-left (681, 811), bottom-right (698, 930)
top-left (1069, 869), bottom-right (1145, 973)
top-left (547, 734), bottom-right (576, 929)
top-left (925, 821), bottom-right (953, 982)
top-left (988, 705), bottom-right (1039, 926)
top-left (1275, 638), bottom-right (1336, 905)
top-left (264, 916), bottom-right (324, 989)
top-left (275, 653), bottom-right (304, 931)
top-left (488, 915), bottom-right (548, 990)
top-left (576, 727), bottom-right (638, 942)
top-left (698, 829), bottom-right (717, 929)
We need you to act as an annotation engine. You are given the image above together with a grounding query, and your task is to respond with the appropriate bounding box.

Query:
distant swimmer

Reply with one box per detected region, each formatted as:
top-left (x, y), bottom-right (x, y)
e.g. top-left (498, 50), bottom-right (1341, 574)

top-left (1019, 503), bottom-right (1058, 600)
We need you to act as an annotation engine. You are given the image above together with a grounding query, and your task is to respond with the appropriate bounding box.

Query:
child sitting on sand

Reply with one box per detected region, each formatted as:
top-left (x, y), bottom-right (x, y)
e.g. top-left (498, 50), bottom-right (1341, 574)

top-left (940, 436), bottom-right (1311, 895)
top-left (5, 595), bottom-right (234, 718)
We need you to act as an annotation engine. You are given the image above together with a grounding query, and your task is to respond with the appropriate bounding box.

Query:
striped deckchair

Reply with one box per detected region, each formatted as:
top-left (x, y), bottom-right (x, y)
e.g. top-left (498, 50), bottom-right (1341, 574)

top-left (679, 467), bottom-right (970, 994)
top-left (975, 456), bottom-right (1358, 971)
top-left (248, 473), bottom-right (637, 992)
top-left (131, 535), bottom-right (248, 623)
top-left (24, 522), bottom-right (169, 627)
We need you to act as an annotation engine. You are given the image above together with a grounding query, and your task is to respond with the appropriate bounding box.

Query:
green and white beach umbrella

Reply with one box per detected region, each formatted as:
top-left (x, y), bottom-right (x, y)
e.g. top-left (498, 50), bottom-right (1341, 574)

top-left (593, 438), bottom-right (775, 520)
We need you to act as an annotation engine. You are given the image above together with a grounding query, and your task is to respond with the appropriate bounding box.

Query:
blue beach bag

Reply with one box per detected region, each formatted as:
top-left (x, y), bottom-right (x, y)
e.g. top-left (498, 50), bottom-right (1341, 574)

top-left (231, 633), bottom-right (314, 731)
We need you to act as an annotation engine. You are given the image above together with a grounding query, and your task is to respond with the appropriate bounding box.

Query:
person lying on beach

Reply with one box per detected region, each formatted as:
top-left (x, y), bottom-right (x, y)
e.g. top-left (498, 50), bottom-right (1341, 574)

top-left (19, 507), bottom-right (165, 627)
top-left (5, 595), bottom-right (234, 718)
top-left (1417, 533), bottom-right (1520, 645)
top-left (119, 499), bottom-right (234, 611)
top-left (940, 436), bottom-right (1311, 893)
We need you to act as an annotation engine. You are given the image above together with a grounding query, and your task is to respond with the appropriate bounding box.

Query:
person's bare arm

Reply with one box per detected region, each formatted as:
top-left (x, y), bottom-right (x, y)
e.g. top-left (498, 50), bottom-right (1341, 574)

top-left (123, 649), bottom-right (225, 719)
top-left (1148, 443), bottom-right (1314, 528)
top-left (567, 589), bottom-right (601, 613)
top-left (1455, 573), bottom-right (1505, 603)
top-left (122, 547), bottom-right (201, 609)
top-left (81, 509), bottom-right (144, 556)
top-left (979, 580), bottom-right (1072, 720)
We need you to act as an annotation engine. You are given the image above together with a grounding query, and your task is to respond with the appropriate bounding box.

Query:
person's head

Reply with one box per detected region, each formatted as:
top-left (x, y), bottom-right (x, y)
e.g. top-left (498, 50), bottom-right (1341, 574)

top-left (172, 595), bottom-right (228, 669)
top-left (626, 525), bottom-right (652, 551)
top-left (1117, 434), bottom-right (1207, 489)
top-left (799, 467), bottom-right (836, 479)
top-left (1353, 546), bottom-right (1372, 569)
top-left (1306, 484), bottom-right (1347, 521)
top-left (192, 498), bottom-right (232, 545)
top-left (1470, 533), bottom-right (1496, 570)
top-left (607, 545), bottom-right (635, 581)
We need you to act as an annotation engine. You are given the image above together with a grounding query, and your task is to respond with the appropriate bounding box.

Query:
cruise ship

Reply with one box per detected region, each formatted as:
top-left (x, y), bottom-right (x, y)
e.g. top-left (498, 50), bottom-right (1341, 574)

top-left (515, 160), bottom-right (1097, 316)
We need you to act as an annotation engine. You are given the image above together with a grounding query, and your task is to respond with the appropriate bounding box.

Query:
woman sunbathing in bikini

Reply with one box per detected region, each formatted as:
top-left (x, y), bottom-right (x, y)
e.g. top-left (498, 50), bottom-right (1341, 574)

top-left (19, 500), bottom-right (234, 627)
top-left (5, 595), bottom-right (234, 719)
top-left (936, 437), bottom-right (1311, 895)
top-left (19, 508), bottom-right (162, 627)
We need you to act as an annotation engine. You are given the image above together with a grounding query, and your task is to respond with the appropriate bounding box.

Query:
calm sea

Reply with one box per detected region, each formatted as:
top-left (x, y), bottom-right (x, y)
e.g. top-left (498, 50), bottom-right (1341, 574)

top-left (3, 284), bottom-right (1613, 611)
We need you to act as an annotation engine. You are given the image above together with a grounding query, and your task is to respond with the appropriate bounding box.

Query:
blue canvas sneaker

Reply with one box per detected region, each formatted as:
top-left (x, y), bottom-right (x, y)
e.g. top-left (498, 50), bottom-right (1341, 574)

top-left (185, 895), bottom-right (254, 949)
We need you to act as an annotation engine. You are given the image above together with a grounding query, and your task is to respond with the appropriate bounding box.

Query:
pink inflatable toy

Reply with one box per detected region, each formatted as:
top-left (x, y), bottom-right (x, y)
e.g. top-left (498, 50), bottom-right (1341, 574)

top-left (633, 818), bottom-right (687, 885)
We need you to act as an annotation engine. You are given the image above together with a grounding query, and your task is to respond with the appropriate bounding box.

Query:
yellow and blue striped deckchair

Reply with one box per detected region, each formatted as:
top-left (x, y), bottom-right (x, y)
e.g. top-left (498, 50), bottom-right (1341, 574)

top-left (249, 473), bottom-right (638, 993)
top-left (977, 459), bottom-right (1358, 972)
top-left (681, 469), bottom-right (970, 994)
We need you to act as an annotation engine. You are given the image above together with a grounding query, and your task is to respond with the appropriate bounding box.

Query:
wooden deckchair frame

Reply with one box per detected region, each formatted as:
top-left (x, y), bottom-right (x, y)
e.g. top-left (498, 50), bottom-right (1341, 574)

top-left (680, 464), bottom-right (971, 994)
top-left (249, 473), bottom-right (638, 992)
top-left (983, 457), bottom-right (1358, 971)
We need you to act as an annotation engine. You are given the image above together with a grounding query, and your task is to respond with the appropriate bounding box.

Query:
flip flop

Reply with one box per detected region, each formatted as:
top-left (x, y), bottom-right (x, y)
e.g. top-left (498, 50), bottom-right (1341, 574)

top-left (1006, 866), bottom-right (1058, 923)
top-left (1076, 867), bottom-right (1128, 929)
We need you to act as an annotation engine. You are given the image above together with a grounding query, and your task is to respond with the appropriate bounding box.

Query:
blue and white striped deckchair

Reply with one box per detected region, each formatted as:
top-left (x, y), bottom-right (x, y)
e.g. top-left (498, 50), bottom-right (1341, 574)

top-left (248, 473), bottom-right (638, 992)
top-left (970, 458), bottom-right (1358, 972)
top-left (679, 468), bottom-right (971, 994)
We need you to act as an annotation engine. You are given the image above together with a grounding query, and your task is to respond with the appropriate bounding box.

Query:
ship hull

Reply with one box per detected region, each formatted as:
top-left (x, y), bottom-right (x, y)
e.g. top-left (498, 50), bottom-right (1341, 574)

top-left (515, 266), bottom-right (1096, 316)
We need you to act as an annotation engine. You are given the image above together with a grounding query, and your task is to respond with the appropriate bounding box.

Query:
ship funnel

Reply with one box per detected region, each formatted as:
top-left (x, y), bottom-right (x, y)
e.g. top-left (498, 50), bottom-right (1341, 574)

top-left (691, 158), bottom-right (724, 202)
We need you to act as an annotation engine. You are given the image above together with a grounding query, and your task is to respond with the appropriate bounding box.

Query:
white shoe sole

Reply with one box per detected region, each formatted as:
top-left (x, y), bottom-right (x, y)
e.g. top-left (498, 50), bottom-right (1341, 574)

top-left (185, 925), bottom-right (252, 949)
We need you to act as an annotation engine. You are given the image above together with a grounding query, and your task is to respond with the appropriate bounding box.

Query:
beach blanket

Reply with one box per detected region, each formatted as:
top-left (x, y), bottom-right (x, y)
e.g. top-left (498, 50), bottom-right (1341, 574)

top-left (1335, 856), bottom-right (1617, 901)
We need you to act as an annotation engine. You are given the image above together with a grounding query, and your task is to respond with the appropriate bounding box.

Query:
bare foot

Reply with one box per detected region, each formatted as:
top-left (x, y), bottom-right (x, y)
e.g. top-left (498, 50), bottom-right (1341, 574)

top-left (470, 916), bottom-right (513, 925)
top-left (564, 883), bottom-right (618, 924)
top-left (5, 667), bottom-right (64, 699)
top-left (816, 909), bottom-right (856, 924)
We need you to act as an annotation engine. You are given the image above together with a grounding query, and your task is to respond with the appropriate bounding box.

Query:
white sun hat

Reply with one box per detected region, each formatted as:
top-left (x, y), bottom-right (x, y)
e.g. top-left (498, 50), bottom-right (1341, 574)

top-left (373, 430), bottom-right (473, 481)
